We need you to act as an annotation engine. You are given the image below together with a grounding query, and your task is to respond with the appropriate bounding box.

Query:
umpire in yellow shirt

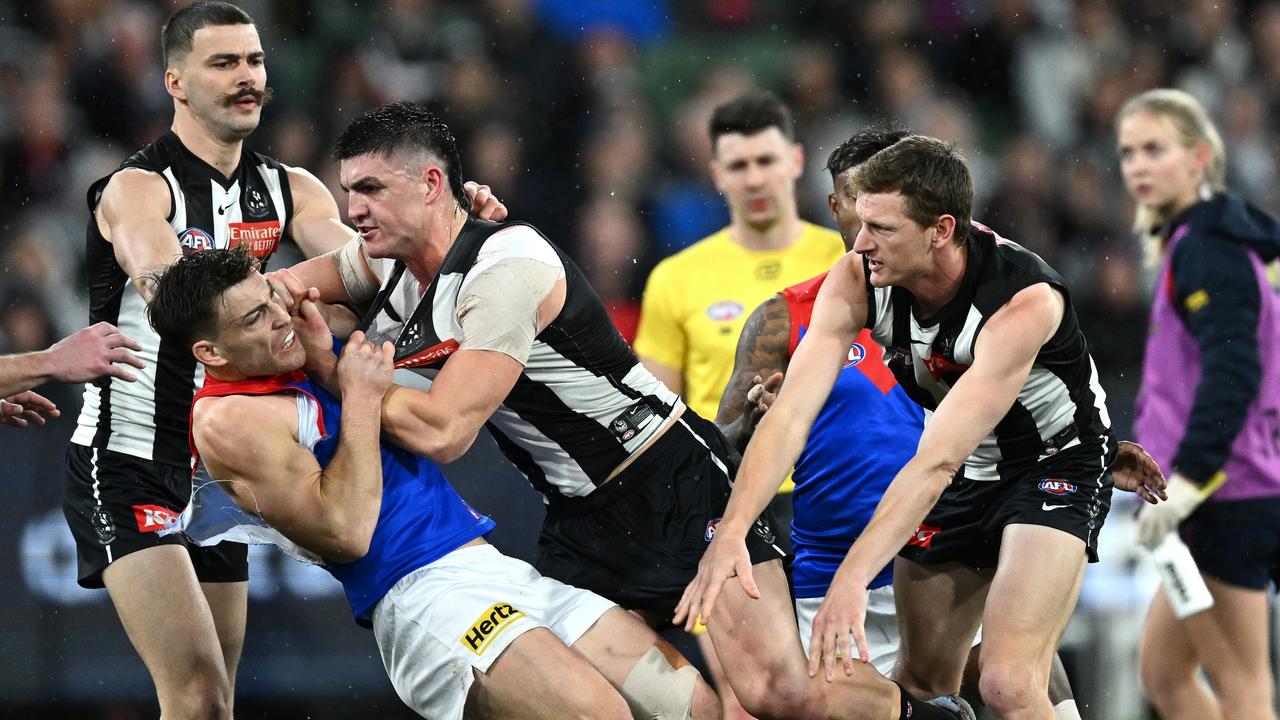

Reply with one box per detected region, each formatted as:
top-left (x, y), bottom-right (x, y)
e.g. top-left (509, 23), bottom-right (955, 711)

top-left (634, 89), bottom-right (843, 720)
top-left (636, 90), bottom-right (843, 471)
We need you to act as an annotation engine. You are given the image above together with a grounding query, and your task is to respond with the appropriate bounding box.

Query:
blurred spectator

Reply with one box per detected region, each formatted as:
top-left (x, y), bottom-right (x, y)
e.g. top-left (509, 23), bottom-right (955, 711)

top-left (1077, 246), bottom-right (1147, 437)
top-left (357, 0), bottom-right (484, 103)
top-left (574, 195), bottom-right (649, 342)
top-left (0, 71), bottom-right (74, 217)
top-left (533, 0), bottom-right (669, 46)
top-left (645, 66), bottom-right (747, 253)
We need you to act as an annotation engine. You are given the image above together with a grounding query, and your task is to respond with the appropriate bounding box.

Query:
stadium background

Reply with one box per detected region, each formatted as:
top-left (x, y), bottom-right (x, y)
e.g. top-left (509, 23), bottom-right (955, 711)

top-left (0, 0), bottom-right (1275, 717)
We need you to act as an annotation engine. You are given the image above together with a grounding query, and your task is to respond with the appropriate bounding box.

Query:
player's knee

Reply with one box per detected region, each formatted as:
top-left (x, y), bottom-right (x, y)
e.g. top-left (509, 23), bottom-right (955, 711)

top-left (620, 645), bottom-right (703, 719)
top-left (733, 674), bottom-right (820, 720)
top-left (159, 673), bottom-right (231, 720)
top-left (978, 661), bottom-right (1044, 716)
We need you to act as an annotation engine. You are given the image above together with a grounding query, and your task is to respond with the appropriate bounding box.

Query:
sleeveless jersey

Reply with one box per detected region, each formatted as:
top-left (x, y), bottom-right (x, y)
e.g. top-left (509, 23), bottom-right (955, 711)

top-left (73, 131), bottom-right (294, 467)
top-left (362, 218), bottom-right (681, 503)
top-left (192, 370), bottom-right (494, 627)
top-left (781, 273), bottom-right (924, 596)
top-left (866, 223), bottom-right (1113, 482)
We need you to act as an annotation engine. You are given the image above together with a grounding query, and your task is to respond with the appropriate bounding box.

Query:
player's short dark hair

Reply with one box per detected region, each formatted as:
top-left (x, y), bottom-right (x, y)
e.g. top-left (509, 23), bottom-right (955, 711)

top-left (825, 127), bottom-right (911, 182)
top-left (709, 90), bottom-right (795, 149)
top-left (147, 247), bottom-right (258, 349)
top-left (332, 101), bottom-right (468, 209)
top-left (161, 1), bottom-right (255, 68)
top-left (852, 135), bottom-right (972, 243)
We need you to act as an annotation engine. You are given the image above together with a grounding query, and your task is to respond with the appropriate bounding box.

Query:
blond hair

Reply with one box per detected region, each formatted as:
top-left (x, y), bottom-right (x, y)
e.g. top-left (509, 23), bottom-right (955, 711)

top-left (1117, 89), bottom-right (1226, 257)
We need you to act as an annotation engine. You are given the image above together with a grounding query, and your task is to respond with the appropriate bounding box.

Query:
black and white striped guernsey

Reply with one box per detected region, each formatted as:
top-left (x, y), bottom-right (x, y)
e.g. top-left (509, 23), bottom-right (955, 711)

top-left (361, 217), bottom-right (682, 503)
top-left (866, 222), bottom-right (1113, 481)
top-left (72, 131), bottom-right (294, 467)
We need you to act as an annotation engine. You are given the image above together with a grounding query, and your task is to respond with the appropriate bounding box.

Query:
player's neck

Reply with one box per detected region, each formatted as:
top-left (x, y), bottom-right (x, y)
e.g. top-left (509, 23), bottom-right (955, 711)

top-left (171, 112), bottom-right (244, 179)
top-left (909, 242), bottom-right (969, 318)
top-left (730, 214), bottom-right (803, 251)
top-left (405, 204), bottom-right (470, 285)
top-left (204, 365), bottom-right (248, 383)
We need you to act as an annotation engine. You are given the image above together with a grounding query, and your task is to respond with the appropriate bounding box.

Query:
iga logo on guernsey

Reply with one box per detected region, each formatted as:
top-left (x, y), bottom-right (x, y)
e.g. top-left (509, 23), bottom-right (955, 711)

top-left (1038, 479), bottom-right (1077, 496)
top-left (705, 301), bottom-right (744, 322)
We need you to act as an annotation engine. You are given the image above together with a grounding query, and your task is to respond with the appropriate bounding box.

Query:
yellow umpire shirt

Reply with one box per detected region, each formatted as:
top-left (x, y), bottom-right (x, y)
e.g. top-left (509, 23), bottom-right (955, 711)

top-left (635, 221), bottom-right (845, 484)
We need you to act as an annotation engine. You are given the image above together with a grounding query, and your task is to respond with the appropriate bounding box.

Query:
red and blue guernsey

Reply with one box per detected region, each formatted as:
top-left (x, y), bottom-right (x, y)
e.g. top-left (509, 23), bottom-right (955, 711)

top-left (781, 272), bottom-right (925, 596)
top-left (192, 369), bottom-right (494, 627)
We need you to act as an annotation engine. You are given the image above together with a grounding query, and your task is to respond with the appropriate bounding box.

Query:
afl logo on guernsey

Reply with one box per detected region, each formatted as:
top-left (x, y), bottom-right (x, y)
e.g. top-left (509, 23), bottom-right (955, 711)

top-left (706, 301), bottom-right (744, 322)
top-left (1038, 479), bottom-right (1077, 496)
top-left (178, 227), bottom-right (215, 254)
top-left (705, 518), bottom-right (722, 542)
top-left (843, 343), bottom-right (867, 368)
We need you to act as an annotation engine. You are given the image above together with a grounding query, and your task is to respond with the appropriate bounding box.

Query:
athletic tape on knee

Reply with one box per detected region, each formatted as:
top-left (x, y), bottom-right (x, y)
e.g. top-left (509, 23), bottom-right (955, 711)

top-left (621, 646), bottom-right (698, 720)
top-left (334, 236), bottom-right (379, 303)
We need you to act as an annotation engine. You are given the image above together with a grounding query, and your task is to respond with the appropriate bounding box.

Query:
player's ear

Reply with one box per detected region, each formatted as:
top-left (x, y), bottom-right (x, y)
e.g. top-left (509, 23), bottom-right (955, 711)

top-left (193, 339), bottom-right (228, 369)
top-left (932, 214), bottom-right (957, 247)
top-left (165, 67), bottom-right (185, 101)
top-left (420, 164), bottom-right (447, 206)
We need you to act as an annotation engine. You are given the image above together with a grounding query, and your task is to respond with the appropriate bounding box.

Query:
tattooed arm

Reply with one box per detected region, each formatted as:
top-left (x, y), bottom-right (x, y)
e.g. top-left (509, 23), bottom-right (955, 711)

top-left (714, 294), bottom-right (792, 455)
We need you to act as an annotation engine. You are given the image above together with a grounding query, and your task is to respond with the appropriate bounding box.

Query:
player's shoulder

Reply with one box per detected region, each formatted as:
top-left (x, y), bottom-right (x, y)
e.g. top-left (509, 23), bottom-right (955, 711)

top-left (780, 271), bottom-right (829, 305)
top-left (97, 167), bottom-right (172, 218)
top-left (476, 221), bottom-right (561, 267)
top-left (193, 393), bottom-right (291, 456)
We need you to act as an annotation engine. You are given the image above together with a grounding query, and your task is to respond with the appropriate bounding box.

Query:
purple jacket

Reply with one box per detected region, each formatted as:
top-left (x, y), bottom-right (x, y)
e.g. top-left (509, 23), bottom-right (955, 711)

top-left (1135, 193), bottom-right (1280, 501)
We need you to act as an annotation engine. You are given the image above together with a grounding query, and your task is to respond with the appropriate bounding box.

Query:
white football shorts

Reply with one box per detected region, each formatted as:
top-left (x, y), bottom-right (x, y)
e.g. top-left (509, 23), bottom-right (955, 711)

top-left (372, 543), bottom-right (616, 719)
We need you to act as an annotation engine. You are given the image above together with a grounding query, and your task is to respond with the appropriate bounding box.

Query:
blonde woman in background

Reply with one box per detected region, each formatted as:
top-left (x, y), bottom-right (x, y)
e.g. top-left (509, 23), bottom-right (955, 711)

top-left (1118, 88), bottom-right (1280, 720)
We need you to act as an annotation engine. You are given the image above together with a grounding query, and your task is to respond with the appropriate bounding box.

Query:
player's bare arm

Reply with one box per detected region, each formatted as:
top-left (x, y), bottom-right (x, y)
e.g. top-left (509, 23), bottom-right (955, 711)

top-left (808, 281), bottom-right (1064, 676)
top-left (379, 265), bottom-right (566, 463)
top-left (639, 355), bottom-right (684, 397)
top-left (193, 335), bottom-right (393, 561)
top-left (714, 295), bottom-right (790, 453)
top-left (0, 322), bottom-right (144, 399)
top-left (97, 168), bottom-right (184, 301)
top-left (675, 253), bottom-right (866, 629)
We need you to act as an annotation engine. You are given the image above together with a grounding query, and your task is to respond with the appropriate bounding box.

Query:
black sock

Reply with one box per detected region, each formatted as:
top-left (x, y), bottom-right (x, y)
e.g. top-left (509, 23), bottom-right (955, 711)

top-left (895, 682), bottom-right (962, 719)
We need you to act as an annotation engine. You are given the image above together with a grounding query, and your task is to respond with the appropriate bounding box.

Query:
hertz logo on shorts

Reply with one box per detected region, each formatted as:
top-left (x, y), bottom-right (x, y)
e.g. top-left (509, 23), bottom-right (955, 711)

top-left (460, 603), bottom-right (525, 655)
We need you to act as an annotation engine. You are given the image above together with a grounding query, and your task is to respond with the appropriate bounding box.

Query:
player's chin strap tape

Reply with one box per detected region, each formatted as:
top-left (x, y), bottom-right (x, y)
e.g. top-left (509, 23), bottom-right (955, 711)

top-left (620, 645), bottom-right (698, 720)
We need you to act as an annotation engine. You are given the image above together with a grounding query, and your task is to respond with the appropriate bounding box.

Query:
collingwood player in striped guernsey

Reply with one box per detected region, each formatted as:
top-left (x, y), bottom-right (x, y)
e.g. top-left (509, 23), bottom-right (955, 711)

top-left (681, 135), bottom-right (1165, 719)
top-left (280, 102), bottom-right (978, 720)
top-left (59, 4), bottom-right (509, 718)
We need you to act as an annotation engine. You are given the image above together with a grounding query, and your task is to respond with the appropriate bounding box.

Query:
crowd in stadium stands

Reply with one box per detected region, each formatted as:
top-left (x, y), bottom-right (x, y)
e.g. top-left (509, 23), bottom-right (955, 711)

top-left (0, 0), bottom-right (1275, 493)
